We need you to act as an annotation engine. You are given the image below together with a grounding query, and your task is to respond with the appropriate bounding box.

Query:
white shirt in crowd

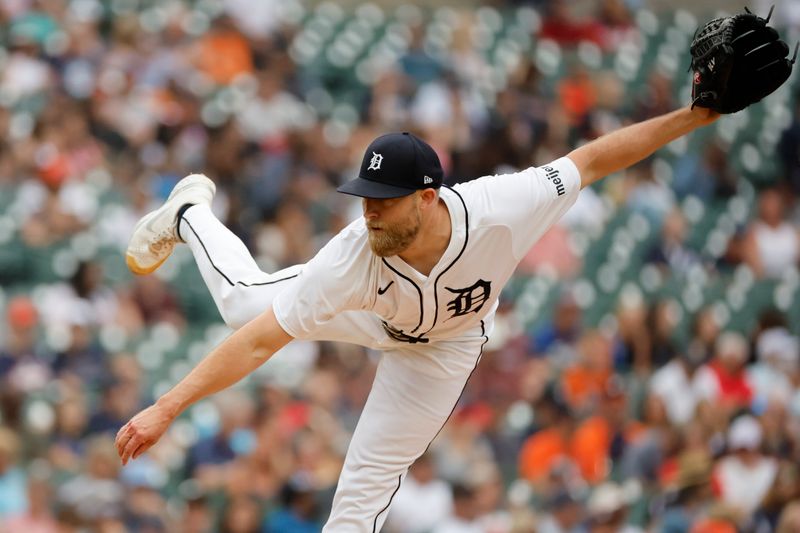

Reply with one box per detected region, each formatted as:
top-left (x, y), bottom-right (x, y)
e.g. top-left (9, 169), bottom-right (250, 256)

top-left (384, 475), bottom-right (454, 533)
top-left (715, 454), bottom-right (778, 514)
top-left (649, 360), bottom-right (702, 426)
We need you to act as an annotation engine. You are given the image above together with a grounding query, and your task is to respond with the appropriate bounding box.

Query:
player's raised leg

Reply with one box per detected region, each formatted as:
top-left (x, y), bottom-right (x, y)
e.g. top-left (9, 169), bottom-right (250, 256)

top-left (125, 175), bottom-right (300, 330)
top-left (323, 335), bottom-right (487, 532)
top-left (178, 204), bottom-right (302, 329)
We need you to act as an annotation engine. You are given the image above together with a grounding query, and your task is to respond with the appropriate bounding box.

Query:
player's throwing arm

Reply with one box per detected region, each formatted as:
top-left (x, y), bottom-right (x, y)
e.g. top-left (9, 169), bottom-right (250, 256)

top-left (568, 7), bottom-right (795, 188)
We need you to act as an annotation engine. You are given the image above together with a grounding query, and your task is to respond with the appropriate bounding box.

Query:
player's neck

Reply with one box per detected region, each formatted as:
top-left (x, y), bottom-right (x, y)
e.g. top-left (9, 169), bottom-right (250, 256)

top-left (398, 198), bottom-right (451, 277)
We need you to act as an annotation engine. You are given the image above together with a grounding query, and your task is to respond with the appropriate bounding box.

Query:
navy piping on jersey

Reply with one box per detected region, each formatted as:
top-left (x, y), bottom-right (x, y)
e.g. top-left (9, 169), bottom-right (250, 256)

top-left (422, 319), bottom-right (488, 453)
top-left (372, 474), bottom-right (403, 533)
top-left (371, 320), bottom-right (489, 531)
top-left (378, 185), bottom-right (469, 340)
top-left (381, 258), bottom-right (424, 334)
top-left (183, 218), bottom-right (298, 287)
top-left (420, 185), bottom-right (469, 337)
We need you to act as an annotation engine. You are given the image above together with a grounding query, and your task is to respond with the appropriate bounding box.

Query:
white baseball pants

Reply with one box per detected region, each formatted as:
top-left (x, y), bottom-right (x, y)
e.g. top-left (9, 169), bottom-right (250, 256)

top-left (179, 205), bottom-right (487, 532)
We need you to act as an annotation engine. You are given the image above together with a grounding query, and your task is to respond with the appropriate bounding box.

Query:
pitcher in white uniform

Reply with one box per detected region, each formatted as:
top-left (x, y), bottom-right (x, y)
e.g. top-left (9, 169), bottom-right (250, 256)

top-left (116, 106), bottom-right (720, 531)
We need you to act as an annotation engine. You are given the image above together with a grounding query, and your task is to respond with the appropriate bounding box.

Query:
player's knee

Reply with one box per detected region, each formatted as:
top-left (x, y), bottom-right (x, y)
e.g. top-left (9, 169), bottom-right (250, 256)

top-left (218, 290), bottom-right (260, 330)
top-left (216, 291), bottom-right (242, 329)
top-left (220, 309), bottom-right (247, 330)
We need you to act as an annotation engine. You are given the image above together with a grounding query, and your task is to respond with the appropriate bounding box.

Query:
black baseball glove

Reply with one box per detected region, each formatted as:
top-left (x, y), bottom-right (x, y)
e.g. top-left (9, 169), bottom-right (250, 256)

top-left (690, 7), bottom-right (798, 114)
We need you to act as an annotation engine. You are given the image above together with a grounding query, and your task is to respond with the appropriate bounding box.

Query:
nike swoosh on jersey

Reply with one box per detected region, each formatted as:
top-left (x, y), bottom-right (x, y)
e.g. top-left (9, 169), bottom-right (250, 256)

top-left (377, 281), bottom-right (394, 295)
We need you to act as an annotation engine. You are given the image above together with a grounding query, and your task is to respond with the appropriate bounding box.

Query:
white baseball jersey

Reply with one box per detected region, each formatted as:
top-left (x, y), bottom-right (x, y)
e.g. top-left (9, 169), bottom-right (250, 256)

top-left (272, 156), bottom-right (581, 347)
top-left (180, 155), bottom-right (581, 531)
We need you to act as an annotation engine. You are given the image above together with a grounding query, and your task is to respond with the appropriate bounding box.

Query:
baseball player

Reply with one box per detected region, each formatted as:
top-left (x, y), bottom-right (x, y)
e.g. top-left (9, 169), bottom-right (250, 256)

top-left (115, 106), bottom-right (715, 530)
top-left (115, 12), bottom-right (793, 528)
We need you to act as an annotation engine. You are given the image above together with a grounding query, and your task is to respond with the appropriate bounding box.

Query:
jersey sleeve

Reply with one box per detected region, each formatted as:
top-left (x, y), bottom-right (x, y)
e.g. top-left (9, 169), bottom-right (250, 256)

top-left (460, 156), bottom-right (582, 260)
top-left (272, 228), bottom-right (372, 340)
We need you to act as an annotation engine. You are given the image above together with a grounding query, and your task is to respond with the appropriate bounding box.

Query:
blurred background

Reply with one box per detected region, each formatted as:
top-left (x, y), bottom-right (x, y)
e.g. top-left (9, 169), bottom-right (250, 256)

top-left (1, 0), bottom-right (800, 532)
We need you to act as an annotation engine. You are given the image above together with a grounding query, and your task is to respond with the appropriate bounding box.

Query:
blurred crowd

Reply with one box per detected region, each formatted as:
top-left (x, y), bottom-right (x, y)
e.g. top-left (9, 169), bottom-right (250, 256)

top-left (1, 0), bottom-right (800, 532)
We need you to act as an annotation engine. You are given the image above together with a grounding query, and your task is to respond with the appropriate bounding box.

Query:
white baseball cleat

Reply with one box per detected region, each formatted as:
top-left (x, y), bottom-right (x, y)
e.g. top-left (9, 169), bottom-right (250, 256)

top-left (125, 174), bottom-right (216, 275)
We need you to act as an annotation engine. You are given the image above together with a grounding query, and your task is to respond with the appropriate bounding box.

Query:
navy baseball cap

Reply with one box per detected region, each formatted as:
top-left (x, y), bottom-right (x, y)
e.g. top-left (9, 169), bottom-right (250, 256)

top-left (337, 132), bottom-right (443, 199)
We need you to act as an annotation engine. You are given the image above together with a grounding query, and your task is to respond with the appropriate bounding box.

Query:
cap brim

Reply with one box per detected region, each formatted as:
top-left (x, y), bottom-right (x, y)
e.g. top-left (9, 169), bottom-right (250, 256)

top-left (337, 177), bottom-right (417, 199)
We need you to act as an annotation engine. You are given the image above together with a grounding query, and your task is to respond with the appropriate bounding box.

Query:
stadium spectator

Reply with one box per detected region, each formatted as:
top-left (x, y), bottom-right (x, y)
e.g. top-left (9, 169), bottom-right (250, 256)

top-left (742, 186), bottom-right (800, 279)
top-left (518, 390), bottom-right (578, 485)
top-left (624, 158), bottom-right (675, 227)
top-left (776, 501), bottom-right (800, 533)
top-left (537, 489), bottom-right (584, 533)
top-left (185, 390), bottom-right (256, 487)
top-left (613, 293), bottom-right (651, 373)
top-left (87, 375), bottom-right (144, 436)
top-left (658, 451), bottom-right (715, 533)
top-left (385, 452), bottom-right (453, 533)
top-left (0, 426), bottom-right (28, 519)
top-left (263, 477), bottom-right (321, 533)
top-left (219, 495), bottom-right (262, 533)
top-left (519, 221), bottom-right (581, 279)
top-left (0, 296), bottom-right (51, 428)
top-left (48, 395), bottom-right (89, 475)
top-left (50, 319), bottom-right (108, 386)
top-left (673, 139), bottom-right (739, 201)
top-left (756, 460), bottom-right (800, 530)
top-left (431, 403), bottom-right (495, 485)
top-left (645, 208), bottom-right (703, 279)
top-left (528, 290), bottom-right (582, 359)
top-left (0, 465), bottom-right (59, 533)
top-left (399, 21), bottom-right (443, 87)
top-left (432, 484), bottom-right (482, 533)
top-left (713, 415), bottom-right (778, 519)
top-left (181, 494), bottom-right (214, 533)
top-left (778, 93), bottom-right (800, 194)
top-left (649, 351), bottom-right (705, 426)
top-left (693, 332), bottom-right (753, 411)
top-left (686, 306), bottom-right (721, 366)
top-left (120, 469), bottom-right (170, 533)
top-left (39, 260), bottom-right (121, 329)
top-left (646, 299), bottom-right (680, 369)
top-left (560, 330), bottom-right (613, 413)
top-left (540, 0), bottom-right (604, 48)
top-left (55, 435), bottom-right (125, 527)
top-left (632, 71), bottom-right (676, 122)
top-left (747, 326), bottom-right (798, 409)
top-left (585, 481), bottom-right (643, 533)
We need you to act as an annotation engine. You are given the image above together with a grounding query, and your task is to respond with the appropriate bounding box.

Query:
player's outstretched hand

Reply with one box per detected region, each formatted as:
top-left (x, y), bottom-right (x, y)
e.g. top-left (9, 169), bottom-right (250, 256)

top-left (691, 7), bottom-right (797, 114)
top-left (115, 403), bottom-right (175, 465)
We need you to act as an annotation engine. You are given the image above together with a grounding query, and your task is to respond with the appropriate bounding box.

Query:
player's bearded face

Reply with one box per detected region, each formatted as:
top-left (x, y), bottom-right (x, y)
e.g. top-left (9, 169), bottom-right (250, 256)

top-left (365, 195), bottom-right (422, 257)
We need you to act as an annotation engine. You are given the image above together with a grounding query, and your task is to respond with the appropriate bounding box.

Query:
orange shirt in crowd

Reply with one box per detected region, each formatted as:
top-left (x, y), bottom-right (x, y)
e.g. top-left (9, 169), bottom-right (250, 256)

top-left (197, 31), bottom-right (253, 85)
top-left (518, 416), bottom-right (643, 484)
top-left (561, 365), bottom-right (612, 411)
top-left (691, 519), bottom-right (737, 533)
top-left (558, 74), bottom-right (597, 124)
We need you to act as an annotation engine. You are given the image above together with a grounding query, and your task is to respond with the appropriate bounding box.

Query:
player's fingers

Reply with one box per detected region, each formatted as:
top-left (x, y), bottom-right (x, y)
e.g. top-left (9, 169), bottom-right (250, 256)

top-left (121, 432), bottom-right (142, 465)
top-left (131, 441), bottom-right (149, 461)
top-left (115, 424), bottom-right (132, 458)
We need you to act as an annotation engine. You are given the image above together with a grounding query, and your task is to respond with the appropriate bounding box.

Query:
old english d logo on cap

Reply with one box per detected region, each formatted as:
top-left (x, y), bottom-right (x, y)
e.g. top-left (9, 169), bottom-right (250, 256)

top-left (337, 132), bottom-right (444, 199)
top-left (367, 152), bottom-right (383, 171)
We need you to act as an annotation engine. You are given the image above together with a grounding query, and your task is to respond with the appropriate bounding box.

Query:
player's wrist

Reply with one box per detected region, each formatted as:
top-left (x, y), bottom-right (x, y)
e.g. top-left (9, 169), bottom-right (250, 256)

top-left (155, 393), bottom-right (184, 420)
top-left (688, 105), bottom-right (721, 126)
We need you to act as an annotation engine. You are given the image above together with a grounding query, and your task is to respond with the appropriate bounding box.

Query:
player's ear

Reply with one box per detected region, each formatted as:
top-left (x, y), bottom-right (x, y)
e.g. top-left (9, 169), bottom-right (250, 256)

top-left (418, 188), bottom-right (438, 208)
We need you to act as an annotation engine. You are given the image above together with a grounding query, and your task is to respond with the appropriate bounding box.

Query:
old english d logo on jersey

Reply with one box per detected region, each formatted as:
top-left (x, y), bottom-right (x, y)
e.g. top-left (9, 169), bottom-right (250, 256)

top-left (445, 279), bottom-right (491, 318)
top-left (368, 152), bottom-right (383, 171)
top-left (275, 158), bottom-right (580, 347)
